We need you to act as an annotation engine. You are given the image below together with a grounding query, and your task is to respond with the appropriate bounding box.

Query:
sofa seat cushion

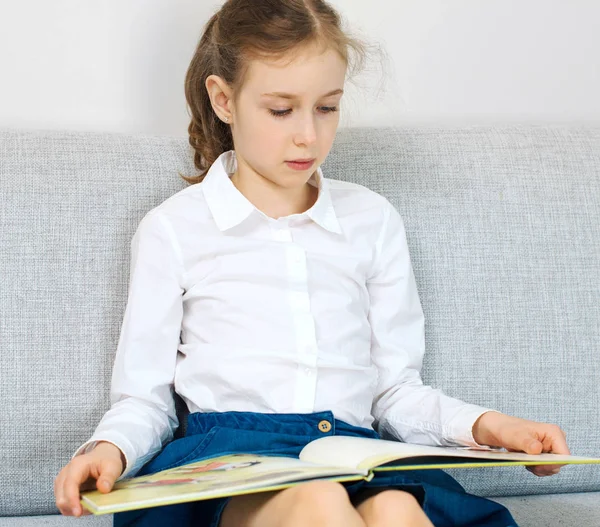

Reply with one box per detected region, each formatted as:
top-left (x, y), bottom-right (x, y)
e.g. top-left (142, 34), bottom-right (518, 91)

top-left (491, 492), bottom-right (600, 527)
top-left (0, 515), bottom-right (112, 526)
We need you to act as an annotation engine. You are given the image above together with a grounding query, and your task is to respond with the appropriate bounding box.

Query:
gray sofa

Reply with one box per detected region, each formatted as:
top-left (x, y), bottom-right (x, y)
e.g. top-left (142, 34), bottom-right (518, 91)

top-left (1, 124), bottom-right (599, 526)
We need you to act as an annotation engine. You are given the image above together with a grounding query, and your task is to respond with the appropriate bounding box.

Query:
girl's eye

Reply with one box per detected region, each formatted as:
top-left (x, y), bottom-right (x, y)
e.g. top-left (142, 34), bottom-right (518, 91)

top-left (268, 106), bottom-right (339, 118)
top-left (269, 109), bottom-right (292, 118)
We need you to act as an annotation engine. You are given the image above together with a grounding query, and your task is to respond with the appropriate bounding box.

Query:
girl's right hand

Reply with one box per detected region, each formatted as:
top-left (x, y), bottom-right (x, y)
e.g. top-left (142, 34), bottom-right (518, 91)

top-left (54, 441), bottom-right (125, 517)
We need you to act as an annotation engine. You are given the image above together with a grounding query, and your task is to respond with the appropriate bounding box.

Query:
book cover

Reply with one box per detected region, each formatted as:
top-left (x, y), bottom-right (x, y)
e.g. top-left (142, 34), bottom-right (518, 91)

top-left (81, 437), bottom-right (600, 515)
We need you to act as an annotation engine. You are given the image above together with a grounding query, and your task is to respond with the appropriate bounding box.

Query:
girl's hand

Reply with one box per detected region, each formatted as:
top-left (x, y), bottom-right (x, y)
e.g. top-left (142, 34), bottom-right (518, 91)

top-left (472, 411), bottom-right (570, 477)
top-left (54, 441), bottom-right (125, 516)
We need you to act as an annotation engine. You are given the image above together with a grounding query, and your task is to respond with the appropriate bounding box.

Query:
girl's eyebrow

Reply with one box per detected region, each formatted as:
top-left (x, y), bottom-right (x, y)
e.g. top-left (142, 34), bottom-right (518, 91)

top-left (261, 88), bottom-right (344, 99)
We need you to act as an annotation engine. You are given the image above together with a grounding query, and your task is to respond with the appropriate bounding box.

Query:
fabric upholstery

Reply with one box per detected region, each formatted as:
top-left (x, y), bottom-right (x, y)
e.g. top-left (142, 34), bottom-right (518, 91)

top-left (491, 492), bottom-right (600, 527)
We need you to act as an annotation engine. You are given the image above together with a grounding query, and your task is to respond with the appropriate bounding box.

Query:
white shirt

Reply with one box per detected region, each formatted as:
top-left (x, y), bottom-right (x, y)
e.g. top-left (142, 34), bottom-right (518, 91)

top-left (72, 150), bottom-right (493, 480)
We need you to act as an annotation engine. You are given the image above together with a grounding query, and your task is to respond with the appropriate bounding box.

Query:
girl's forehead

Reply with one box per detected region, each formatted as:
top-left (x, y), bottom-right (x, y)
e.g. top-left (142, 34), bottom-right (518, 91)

top-left (243, 49), bottom-right (347, 96)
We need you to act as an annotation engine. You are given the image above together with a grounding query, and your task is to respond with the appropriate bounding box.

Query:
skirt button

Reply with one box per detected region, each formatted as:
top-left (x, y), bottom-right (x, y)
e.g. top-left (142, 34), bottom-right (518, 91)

top-left (318, 420), bottom-right (332, 433)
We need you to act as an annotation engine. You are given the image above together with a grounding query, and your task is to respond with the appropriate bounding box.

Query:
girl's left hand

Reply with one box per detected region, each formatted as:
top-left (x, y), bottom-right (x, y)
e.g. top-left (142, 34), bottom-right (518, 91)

top-left (472, 411), bottom-right (570, 477)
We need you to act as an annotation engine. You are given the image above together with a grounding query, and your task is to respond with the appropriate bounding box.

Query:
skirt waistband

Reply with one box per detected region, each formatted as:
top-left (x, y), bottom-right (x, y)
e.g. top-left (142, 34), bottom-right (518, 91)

top-left (186, 410), bottom-right (379, 440)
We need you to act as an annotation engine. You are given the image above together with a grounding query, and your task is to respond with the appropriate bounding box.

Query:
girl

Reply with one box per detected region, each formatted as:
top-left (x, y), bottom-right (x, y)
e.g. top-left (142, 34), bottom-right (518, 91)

top-left (54, 1), bottom-right (570, 526)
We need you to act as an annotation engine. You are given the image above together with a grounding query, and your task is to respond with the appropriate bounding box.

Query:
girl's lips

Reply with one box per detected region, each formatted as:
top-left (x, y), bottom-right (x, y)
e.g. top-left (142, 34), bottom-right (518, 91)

top-left (285, 159), bottom-right (315, 170)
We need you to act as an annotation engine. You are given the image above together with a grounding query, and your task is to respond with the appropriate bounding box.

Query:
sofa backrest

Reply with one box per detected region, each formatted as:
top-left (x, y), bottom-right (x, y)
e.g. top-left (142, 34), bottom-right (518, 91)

top-left (1, 125), bottom-right (599, 516)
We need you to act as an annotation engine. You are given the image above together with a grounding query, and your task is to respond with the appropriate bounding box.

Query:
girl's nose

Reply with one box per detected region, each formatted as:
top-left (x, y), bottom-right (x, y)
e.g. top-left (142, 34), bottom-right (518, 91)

top-left (295, 119), bottom-right (317, 146)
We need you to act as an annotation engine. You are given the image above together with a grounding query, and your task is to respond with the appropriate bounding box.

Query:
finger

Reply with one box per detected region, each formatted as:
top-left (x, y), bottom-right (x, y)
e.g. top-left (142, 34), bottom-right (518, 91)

top-left (535, 468), bottom-right (557, 476)
top-left (54, 471), bottom-right (70, 515)
top-left (525, 466), bottom-right (548, 477)
top-left (56, 469), bottom-right (88, 516)
top-left (527, 464), bottom-right (561, 477)
top-left (64, 462), bottom-right (92, 516)
top-left (53, 469), bottom-right (63, 498)
top-left (547, 427), bottom-right (570, 455)
top-left (527, 467), bottom-right (551, 477)
top-left (539, 463), bottom-right (563, 472)
top-left (536, 469), bottom-right (560, 477)
top-left (96, 459), bottom-right (122, 493)
top-left (513, 432), bottom-right (543, 455)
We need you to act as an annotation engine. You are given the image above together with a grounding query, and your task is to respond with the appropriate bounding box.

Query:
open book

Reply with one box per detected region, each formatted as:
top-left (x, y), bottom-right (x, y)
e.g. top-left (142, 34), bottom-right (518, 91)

top-left (80, 436), bottom-right (600, 515)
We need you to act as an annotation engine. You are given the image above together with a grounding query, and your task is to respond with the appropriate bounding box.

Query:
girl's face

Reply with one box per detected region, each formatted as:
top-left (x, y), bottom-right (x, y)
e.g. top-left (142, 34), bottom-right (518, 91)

top-left (230, 45), bottom-right (346, 191)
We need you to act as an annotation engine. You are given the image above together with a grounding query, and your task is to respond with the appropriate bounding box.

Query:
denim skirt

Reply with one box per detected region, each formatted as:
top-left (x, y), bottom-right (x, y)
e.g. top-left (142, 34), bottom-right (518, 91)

top-left (113, 410), bottom-right (518, 527)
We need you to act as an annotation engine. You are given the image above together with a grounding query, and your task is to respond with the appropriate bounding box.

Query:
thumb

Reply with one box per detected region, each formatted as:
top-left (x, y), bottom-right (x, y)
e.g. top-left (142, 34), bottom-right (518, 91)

top-left (517, 433), bottom-right (543, 455)
top-left (96, 460), bottom-right (122, 493)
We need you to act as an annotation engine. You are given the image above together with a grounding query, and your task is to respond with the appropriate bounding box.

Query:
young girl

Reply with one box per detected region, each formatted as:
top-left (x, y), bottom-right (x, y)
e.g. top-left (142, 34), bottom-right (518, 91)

top-left (54, 1), bottom-right (570, 526)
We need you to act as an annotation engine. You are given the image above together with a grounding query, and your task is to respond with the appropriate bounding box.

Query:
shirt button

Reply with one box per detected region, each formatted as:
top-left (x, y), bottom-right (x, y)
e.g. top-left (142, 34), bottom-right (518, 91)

top-left (318, 420), bottom-right (332, 433)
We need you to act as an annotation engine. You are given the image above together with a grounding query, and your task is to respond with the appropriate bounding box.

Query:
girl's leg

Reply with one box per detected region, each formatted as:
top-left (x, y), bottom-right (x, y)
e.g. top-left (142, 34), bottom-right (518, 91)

top-left (354, 489), bottom-right (435, 527)
top-left (219, 480), bottom-right (367, 527)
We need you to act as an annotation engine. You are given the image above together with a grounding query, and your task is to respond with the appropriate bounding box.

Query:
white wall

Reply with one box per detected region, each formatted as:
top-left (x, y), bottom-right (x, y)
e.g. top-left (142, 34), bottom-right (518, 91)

top-left (0, 0), bottom-right (598, 136)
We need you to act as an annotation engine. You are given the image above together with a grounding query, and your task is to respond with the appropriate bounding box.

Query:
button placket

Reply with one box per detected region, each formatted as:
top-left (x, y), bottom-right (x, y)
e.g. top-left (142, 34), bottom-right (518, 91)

top-left (288, 242), bottom-right (318, 413)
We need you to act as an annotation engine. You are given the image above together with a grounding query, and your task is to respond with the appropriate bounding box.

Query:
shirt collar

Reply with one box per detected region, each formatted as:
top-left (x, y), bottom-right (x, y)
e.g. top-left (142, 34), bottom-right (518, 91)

top-left (201, 150), bottom-right (342, 234)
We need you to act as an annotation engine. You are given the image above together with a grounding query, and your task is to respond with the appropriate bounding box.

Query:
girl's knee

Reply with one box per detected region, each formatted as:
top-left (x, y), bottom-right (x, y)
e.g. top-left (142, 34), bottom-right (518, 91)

top-left (220, 481), bottom-right (356, 527)
top-left (357, 489), bottom-right (429, 524)
top-left (286, 480), bottom-right (353, 521)
top-left (289, 480), bottom-right (349, 507)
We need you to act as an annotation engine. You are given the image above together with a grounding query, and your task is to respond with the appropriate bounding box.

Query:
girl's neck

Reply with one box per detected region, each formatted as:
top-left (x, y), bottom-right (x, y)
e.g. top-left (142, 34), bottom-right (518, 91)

top-left (230, 169), bottom-right (319, 220)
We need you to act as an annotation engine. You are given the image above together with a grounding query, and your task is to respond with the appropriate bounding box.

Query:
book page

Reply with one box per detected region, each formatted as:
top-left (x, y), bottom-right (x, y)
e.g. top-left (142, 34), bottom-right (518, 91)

top-left (299, 436), bottom-right (600, 472)
top-left (80, 453), bottom-right (368, 515)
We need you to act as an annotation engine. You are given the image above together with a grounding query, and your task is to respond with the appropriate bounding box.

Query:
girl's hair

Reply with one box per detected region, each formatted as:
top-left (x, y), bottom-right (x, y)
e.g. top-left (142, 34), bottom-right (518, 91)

top-left (180, 0), bottom-right (370, 184)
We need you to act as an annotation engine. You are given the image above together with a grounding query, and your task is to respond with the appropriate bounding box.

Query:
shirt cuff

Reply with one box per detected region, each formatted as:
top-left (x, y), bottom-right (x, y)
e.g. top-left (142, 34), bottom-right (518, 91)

top-left (71, 440), bottom-right (99, 459)
top-left (447, 407), bottom-right (504, 447)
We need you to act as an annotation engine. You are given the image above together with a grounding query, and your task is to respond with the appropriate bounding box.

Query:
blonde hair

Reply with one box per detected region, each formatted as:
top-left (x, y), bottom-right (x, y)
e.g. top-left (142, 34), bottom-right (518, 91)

top-left (181, 0), bottom-right (371, 184)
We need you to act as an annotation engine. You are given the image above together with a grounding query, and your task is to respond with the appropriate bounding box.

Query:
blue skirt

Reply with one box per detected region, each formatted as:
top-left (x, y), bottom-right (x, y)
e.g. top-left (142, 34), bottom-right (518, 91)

top-left (113, 410), bottom-right (518, 527)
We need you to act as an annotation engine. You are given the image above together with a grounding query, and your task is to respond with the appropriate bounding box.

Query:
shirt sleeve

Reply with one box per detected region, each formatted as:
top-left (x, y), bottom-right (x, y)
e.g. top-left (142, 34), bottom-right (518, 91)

top-left (71, 209), bottom-right (184, 480)
top-left (367, 199), bottom-right (497, 447)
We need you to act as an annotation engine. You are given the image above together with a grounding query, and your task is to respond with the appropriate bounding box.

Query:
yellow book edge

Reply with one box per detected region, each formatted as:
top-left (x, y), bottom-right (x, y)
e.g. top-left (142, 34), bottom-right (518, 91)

top-left (371, 459), bottom-right (600, 472)
top-left (81, 474), bottom-right (369, 515)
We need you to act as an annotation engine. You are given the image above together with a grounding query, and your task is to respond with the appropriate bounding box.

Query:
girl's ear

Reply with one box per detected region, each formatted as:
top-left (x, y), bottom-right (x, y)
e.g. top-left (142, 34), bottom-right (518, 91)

top-left (205, 74), bottom-right (234, 122)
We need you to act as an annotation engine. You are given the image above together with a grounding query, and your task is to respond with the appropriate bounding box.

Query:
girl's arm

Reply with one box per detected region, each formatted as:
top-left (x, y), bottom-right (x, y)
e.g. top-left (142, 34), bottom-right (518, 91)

top-left (367, 200), bottom-right (496, 447)
top-left (71, 208), bottom-right (184, 480)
